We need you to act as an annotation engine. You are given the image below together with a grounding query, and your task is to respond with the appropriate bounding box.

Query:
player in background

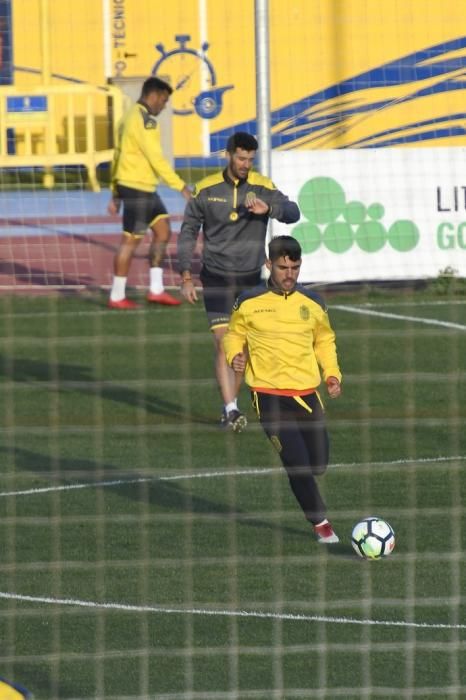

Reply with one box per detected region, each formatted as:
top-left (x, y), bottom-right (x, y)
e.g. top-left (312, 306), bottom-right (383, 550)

top-left (108, 76), bottom-right (192, 309)
top-left (223, 235), bottom-right (342, 543)
top-left (178, 132), bottom-right (300, 432)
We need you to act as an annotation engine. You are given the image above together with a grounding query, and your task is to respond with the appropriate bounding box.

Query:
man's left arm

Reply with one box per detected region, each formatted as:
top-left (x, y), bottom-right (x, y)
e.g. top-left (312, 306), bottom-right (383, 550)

top-left (139, 119), bottom-right (187, 192)
top-left (314, 310), bottom-right (342, 396)
top-left (246, 175), bottom-right (300, 223)
top-left (108, 123), bottom-right (123, 213)
top-left (248, 192), bottom-right (300, 223)
top-left (266, 188), bottom-right (300, 223)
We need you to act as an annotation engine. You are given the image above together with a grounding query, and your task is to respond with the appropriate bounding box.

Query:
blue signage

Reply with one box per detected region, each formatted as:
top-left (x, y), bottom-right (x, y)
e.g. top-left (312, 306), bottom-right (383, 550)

top-left (7, 95), bottom-right (48, 112)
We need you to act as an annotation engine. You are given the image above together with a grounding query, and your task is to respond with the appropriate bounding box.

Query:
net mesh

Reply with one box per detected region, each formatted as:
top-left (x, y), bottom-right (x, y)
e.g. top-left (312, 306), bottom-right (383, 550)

top-left (1, 1), bottom-right (466, 698)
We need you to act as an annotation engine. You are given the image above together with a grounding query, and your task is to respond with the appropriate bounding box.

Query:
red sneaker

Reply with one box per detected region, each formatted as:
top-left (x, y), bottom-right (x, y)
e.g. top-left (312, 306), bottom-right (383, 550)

top-left (146, 291), bottom-right (182, 306)
top-left (107, 298), bottom-right (140, 310)
top-left (314, 520), bottom-right (339, 544)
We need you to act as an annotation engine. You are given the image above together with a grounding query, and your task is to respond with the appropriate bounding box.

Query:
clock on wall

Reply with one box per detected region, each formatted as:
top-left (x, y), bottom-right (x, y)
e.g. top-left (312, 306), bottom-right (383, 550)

top-left (152, 34), bottom-right (233, 118)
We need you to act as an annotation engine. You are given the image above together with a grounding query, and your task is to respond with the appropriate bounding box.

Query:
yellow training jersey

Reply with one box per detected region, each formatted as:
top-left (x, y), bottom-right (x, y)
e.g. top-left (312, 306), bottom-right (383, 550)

top-left (111, 102), bottom-right (185, 194)
top-left (223, 283), bottom-right (342, 392)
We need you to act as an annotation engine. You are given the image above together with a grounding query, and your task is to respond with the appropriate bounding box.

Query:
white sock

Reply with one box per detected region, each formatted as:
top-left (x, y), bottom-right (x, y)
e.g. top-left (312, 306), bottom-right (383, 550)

top-left (225, 400), bottom-right (238, 414)
top-left (315, 519), bottom-right (328, 527)
top-left (150, 267), bottom-right (164, 294)
top-left (110, 276), bottom-right (127, 302)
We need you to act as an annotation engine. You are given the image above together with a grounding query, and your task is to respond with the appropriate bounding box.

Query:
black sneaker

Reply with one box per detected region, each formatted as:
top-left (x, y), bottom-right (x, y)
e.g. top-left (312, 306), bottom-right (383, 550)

top-left (220, 409), bottom-right (247, 433)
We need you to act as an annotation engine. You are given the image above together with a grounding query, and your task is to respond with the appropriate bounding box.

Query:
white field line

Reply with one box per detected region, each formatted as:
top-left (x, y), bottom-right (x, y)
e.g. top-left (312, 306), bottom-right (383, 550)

top-left (0, 456), bottom-right (465, 499)
top-left (332, 304), bottom-right (466, 331)
top-left (0, 467), bottom-right (276, 499)
top-left (0, 590), bottom-right (465, 631)
top-left (1, 298), bottom-right (466, 322)
top-left (2, 302), bottom-right (465, 634)
top-left (359, 300), bottom-right (466, 306)
top-left (1, 455), bottom-right (466, 632)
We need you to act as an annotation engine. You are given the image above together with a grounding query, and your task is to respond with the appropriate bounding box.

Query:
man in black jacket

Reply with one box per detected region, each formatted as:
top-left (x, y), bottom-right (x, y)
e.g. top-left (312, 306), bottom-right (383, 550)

top-left (178, 132), bottom-right (300, 431)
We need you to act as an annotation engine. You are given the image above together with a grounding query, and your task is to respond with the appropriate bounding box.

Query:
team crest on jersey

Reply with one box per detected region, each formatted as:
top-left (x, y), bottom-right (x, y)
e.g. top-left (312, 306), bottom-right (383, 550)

top-left (300, 305), bottom-right (310, 320)
top-left (142, 112), bottom-right (158, 129)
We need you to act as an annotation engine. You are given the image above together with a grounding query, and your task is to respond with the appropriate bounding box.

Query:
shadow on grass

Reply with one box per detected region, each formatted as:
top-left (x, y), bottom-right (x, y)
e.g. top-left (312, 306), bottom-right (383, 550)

top-left (0, 445), bottom-right (311, 543)
top-left (324, 541), bottom-right (357, 558)
top-left (0, 354), bottom-right (213, 425)
top-left (0, 444), bottom-right (129, 482)
top-left (145, 479), bottom-right (310, 539)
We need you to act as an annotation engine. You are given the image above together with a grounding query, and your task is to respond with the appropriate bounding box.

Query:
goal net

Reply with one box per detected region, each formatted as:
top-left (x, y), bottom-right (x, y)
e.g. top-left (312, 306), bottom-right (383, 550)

top-left (1, 1), bottom-right (466, 698)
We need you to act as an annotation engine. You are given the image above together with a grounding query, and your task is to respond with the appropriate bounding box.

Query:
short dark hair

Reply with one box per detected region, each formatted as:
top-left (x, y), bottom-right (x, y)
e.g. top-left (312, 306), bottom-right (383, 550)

top-left (226, 131), bottom-right (258, 154)
top-left (268, 235), bottom-right (302, 262)
top-left (141, 76), bottom-right (173, 97)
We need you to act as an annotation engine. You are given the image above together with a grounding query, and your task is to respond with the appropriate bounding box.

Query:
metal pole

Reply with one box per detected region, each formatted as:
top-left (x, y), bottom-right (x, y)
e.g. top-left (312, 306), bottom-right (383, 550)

top-left (199, 0), bottom-right (210, 156)
top-left (254, 0), bottom-right (271, 178)
top-left (40, 0), bottom-right (54, 188)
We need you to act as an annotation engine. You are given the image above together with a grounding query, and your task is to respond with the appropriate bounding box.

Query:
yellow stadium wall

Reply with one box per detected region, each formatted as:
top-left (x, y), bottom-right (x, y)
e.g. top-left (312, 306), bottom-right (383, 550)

top-left (11, 0), bottom-right (466, 157)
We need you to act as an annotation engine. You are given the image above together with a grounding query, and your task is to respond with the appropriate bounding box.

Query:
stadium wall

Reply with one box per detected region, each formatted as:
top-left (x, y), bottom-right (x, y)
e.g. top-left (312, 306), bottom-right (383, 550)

top-left (11, 0), bottom-right (466, 158)
top-left (8, 0), bottom-right (466, 282)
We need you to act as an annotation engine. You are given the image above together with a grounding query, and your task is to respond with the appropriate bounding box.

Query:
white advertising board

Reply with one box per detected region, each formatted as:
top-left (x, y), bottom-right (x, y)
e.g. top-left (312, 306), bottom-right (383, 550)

top-left (271, 148), bottom-right (466, 283)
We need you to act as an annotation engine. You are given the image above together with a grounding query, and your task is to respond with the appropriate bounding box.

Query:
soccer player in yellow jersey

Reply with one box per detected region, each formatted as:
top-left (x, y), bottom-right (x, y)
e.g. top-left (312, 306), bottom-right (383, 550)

top-left (108, 77), bottom-right (192, 309)
top-left (223, 235), bottom-right (342, 544)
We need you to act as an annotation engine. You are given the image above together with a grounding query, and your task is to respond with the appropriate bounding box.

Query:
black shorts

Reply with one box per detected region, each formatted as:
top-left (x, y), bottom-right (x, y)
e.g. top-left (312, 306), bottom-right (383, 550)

top-left (200, 266), bottom-right (262, 329)
top-left (116, 184), bottom-right (168, 236)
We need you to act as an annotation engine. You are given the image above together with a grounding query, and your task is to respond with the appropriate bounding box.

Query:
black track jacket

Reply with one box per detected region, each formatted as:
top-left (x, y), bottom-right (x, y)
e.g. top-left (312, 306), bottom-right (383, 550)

top-left (178, 169), bottom-right (300, 276)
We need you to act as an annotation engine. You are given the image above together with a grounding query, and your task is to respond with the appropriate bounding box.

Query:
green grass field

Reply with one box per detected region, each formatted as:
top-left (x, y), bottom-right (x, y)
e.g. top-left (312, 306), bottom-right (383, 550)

top-left (1, 287), bottom-right (466, 699)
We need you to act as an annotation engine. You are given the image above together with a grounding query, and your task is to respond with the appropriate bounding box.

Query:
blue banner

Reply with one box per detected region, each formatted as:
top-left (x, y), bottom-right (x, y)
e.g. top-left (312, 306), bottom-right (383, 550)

top-left (7, 95), bottom-right (48, 112)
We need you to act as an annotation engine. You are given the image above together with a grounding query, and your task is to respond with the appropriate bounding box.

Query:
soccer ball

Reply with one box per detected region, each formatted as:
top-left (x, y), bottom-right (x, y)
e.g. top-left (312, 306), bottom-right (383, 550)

top-left (351, 517), bottom-right (395, 560)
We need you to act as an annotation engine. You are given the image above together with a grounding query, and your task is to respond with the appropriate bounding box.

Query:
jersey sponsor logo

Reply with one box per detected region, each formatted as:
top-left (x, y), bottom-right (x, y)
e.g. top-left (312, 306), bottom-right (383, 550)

top-left (253, 308), bottom-right (276, 313)
top-left (207, 196), bottom-right (227, 202)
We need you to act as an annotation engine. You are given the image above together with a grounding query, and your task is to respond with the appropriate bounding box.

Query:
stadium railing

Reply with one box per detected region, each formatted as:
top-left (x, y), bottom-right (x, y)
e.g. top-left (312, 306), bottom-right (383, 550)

top-left (0, 82), bottom-right (125, 191)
